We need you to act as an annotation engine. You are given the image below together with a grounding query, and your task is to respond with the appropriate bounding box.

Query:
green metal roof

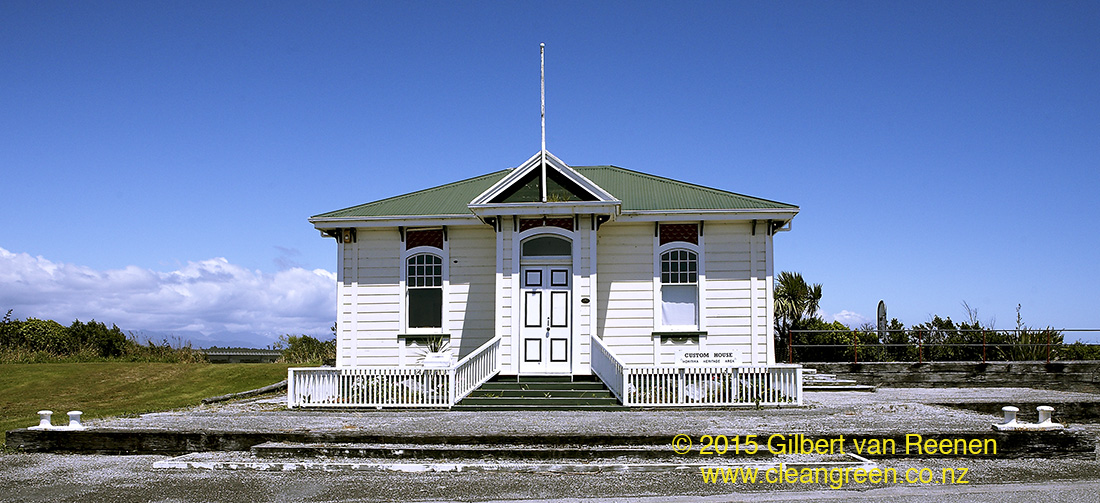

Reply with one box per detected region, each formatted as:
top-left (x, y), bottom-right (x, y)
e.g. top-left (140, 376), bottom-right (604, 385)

top-left (313, 165), bottom-right (796, 220)
top-left (312, 170), bottom-right (510, 219)
top-left (575, 166), bottom-right (797, 211)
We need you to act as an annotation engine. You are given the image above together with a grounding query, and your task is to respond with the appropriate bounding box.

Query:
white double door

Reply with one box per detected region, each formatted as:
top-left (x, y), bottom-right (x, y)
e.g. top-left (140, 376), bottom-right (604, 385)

top-left (519, 265), bottom-right (571, 374)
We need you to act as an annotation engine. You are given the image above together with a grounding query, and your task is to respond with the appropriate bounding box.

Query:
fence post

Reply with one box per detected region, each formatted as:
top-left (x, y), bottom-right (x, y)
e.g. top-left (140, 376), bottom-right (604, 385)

top-left (852, 331), bottom-right (859, 364)
top-left (287, 369), bottom-right (295, 408)
top-left (447, 369), bottom-right (457, 407)
top-left (788, 329), bottom-right (793, 364)
top-left (678, 368), bottom-right (686, 405)
top-left (918, 330), bottom-right (923, 364)
top-left (1046, 330), bottom-right (1052, 364)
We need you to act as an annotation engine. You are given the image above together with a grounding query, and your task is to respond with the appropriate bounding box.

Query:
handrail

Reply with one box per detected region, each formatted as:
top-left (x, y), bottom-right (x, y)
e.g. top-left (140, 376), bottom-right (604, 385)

top-left (454, 335), bottom-right (503, 368)
top-left (449, 336), bottom-right (502, 403)
top-left (590, 335), bottom-right (626, 403)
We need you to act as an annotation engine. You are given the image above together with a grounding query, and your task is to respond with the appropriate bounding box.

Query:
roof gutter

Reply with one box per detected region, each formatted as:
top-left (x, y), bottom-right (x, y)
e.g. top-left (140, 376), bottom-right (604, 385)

top-left (614, 208), bottom-right (798, 223)
top-left (309, 214), bottom-right (482, 230)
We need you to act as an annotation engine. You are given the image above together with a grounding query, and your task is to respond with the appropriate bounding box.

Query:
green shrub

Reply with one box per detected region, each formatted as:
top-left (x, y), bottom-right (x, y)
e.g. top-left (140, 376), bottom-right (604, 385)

top-left (19, 318), bottom-right (74, 354)
top-left (277, 334), bottom-right (336, 365)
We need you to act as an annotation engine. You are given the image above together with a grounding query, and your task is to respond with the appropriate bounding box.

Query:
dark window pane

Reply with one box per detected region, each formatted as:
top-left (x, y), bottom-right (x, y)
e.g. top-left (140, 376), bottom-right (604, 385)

top-left (522, 236), bottom-right (571, 256)
top-left (408, 288), bottom-right (442, 328)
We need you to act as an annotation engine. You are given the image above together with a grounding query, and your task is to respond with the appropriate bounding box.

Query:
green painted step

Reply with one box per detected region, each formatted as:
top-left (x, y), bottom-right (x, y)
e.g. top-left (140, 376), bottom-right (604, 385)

top-left (475, 385), bottom-right (611, 391)
top-left (466, 389), bottom-right (614, 398)
top-left (458, 397), bottom-right (618, 406)
top-left (451, 405), bottom-right (627, 411)
top-left (453, 375), bottom-right (627, 411)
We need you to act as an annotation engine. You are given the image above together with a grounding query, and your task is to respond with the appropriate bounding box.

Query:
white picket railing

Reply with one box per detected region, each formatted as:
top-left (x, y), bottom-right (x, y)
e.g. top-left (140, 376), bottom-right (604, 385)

top-left (450, 336), bottom-right (502, 402)
top-left (591, 335), bottom-right (626, 403)
top-left (289, 335), bottom-right (800, 408)
top-left (592, 336), bottom-right (803, 407)
top-left (287, 336), bottom-right (501, 408)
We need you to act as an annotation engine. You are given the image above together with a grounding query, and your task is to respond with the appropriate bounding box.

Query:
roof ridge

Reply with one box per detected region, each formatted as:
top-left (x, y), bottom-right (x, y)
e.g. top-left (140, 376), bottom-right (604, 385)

top-left (576, 166), bottom-right (797, 209)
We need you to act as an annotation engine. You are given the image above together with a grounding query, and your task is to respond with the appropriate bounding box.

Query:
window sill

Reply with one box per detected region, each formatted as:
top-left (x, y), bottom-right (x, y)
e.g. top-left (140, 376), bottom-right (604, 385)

top-left (399, 333), bottom-right (450, 340)
top-left (652, 331), bottom-right (707, 337)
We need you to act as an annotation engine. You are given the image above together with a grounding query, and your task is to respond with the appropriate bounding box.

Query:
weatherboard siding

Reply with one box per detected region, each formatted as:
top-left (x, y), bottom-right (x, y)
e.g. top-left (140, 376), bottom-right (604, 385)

top-left (701, 222), bottom-right (772, 365)
top-left (447, 226), bottom-right (496, 358)
top-left (335, 228), bottom-right (403, 367)
top-left (596, 222), bottom-right (655, 365)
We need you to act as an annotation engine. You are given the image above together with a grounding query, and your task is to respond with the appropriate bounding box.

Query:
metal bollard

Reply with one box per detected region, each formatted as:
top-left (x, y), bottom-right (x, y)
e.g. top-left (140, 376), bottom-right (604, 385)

top-left (1000, 406), bottom-right (1019, 426)
top-left (1037, 406), bottom-right (1054, 425)
top-left (31, 410), bottom-right (53, 430)
top-left (66, 410), bottom-right (85, 430)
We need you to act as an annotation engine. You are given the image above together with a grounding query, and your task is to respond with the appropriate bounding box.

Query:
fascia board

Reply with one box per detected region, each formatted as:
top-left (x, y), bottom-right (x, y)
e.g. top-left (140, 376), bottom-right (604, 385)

top-left (469, 152), bottom-right (543, 205)
top-left (310, 215), bottom-right (483, 229)
top-left (544, 154), bottom-right (618, 202)
top-left (468, 201), bottom-right (621, 217)
top-left (468, 150), bottom-right (619, 206)
top-left (614, 209), bottom-right (799, 222)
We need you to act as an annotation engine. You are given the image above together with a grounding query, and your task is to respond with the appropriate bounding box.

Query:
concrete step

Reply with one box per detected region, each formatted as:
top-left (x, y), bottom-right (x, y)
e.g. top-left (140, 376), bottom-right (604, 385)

top-left (803, 377), bottom-right (859, 385)
top-left (803, 384), bottom-right (877, 392)
top-left (14, 428), bottom-right (1097, 460)
top-left (156, 450), bottom-right (864, 473)
top-left (250, 442), bottom-right (695, 460)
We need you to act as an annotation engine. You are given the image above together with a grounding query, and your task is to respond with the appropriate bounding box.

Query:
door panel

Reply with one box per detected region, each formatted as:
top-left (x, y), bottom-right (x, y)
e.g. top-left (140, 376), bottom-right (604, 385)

top-left (519, 266), bottom-right (571, 374)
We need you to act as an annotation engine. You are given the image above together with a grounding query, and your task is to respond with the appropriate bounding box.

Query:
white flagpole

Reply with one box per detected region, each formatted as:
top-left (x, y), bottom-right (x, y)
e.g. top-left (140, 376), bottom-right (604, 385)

top-left (540, 43), bottom-right (547, 203)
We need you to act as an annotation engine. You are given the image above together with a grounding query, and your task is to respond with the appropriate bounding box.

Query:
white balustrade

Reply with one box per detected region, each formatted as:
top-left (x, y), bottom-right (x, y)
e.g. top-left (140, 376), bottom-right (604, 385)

top-left (593, 338), bottom-right (803, 407)
top-left (287, 336), bottom-right (501, 408)
top-left (288, 335), bottom-right (801, 408)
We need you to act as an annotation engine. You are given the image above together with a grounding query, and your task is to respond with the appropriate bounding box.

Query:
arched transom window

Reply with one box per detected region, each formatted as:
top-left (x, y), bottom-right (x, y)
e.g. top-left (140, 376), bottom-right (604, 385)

top-left (521, 235), bottom-right (571, 257)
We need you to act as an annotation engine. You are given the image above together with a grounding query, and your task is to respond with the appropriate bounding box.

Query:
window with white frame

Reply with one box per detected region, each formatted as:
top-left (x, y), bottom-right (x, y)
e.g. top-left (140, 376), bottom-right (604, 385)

top-left (406, 253), bottom-right (443, 329)
top-left (660, 249), bottom-right (698, 328)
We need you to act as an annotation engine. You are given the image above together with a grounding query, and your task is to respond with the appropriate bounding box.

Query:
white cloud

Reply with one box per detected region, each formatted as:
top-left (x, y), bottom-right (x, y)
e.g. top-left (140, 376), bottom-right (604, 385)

top-left (829, 310), bottom-right (871, 327)
top-left (0, 247), bottom-right (336, 338)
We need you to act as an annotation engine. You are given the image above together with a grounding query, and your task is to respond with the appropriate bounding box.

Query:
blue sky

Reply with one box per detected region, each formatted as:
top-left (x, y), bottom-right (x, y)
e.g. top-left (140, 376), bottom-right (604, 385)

top-left (2, 1), bottom-right (1098, 345)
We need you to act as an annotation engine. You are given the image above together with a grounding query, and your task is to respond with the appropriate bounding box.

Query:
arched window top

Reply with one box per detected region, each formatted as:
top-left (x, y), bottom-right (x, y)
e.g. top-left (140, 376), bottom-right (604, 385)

top-left (406, 253), bottom-right (443, 288)
top-left (521, 235), bottom-right (571, 257)
top-left (660, 249), bottom-right (697, 284)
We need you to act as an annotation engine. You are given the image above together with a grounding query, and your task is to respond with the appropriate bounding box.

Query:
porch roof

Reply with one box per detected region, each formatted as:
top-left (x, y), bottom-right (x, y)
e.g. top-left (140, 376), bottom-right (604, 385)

top-left (311, 165), bottom-right (797, 220)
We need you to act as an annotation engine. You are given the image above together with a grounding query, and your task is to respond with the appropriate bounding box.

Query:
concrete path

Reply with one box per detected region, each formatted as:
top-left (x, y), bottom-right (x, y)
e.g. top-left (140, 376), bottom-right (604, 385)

top-left (76, 387), bottom-right (1100, 438)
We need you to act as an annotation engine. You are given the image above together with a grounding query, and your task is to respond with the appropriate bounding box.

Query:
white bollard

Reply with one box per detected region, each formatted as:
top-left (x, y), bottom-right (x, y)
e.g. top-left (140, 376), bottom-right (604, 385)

top-left (993, 404), bottom-right (1064, 431)
top-left (30, 410), bottom-right (54, 430)
top-left (1037, 406), bottom-right (1054, 425)
top-left (66, 410), bottom-right (85, 430)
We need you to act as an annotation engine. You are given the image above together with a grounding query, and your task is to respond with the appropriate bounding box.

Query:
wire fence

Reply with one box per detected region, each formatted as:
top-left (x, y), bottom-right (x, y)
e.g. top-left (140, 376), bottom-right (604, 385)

top-left (784, 329), bottom-right (1100, 364)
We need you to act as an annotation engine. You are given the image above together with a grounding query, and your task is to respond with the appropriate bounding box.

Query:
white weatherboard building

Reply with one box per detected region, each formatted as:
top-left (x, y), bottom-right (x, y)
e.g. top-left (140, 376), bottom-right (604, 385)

top-left (289, 151), bottom-right (803, 408)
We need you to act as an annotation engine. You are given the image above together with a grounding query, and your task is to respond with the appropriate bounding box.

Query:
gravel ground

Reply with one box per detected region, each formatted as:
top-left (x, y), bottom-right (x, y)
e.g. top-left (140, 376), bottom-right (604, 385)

top-left (0, 452), bottom-right (1098, 503)
top-left (2, 387), bottom-right (1097, 502)
top-left (74, 387), bottom-right (1100, 438)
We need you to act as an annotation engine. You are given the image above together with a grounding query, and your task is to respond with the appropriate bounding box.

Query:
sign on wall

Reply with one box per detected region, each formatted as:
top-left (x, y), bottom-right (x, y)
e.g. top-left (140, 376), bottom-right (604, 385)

top-left (675, 351), bottom-right (741, 366)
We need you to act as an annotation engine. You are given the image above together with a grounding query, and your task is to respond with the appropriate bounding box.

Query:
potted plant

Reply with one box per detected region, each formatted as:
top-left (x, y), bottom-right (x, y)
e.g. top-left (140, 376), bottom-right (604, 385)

top-left (417, 335), bottom-right (452, 368)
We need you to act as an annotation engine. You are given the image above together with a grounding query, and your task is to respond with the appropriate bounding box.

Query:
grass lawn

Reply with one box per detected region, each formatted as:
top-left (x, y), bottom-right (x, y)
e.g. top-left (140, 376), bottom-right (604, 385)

top-left (0, 363), bottom-right (291, 445)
